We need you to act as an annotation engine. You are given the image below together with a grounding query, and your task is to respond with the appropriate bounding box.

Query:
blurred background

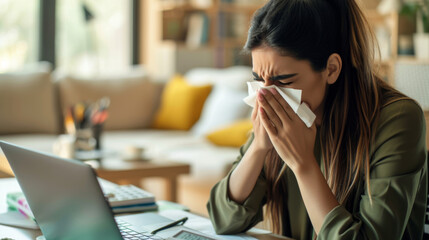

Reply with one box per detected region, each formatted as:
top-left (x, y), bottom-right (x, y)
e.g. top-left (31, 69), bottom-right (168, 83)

top-left (0, 0), bottom-right (427, 80)
top-left (0, 0), bottom-right (428, 218)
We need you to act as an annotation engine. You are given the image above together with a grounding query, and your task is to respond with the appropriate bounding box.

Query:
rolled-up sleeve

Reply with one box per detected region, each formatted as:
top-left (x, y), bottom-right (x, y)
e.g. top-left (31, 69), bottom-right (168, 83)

top-left (207, 134), bottom-right (268, 235)
top-left (318, 100), bottom-right (427, 239)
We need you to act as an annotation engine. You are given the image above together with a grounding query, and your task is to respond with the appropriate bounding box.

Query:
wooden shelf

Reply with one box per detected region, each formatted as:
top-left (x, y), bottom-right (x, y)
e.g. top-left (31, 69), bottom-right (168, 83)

top-left (164, 41), bottom-right (213, 49)
top-left (218, 3), bottom-right (260, 13)
top-left (160, 1), bottom-right (211, 11)
top-left (159, 0), bottom-right (264, 69)
top-left (218, 38), bottom-right (246, 47)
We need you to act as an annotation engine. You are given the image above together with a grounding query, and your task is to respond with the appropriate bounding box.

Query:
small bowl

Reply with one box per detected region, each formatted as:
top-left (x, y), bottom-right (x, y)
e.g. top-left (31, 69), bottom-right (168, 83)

top-left (122, 145), bottom-right (148, 161)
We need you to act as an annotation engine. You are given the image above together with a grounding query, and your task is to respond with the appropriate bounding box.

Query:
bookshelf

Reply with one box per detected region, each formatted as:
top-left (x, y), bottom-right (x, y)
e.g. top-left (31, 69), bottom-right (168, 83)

top-left (147, 0), bottom-right (422, 82)
top-left (159, 0), bottom-right (265, 72)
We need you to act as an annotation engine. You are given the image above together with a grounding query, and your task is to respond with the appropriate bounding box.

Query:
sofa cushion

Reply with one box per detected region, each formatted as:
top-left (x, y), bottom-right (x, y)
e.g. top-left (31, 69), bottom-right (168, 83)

top-left (206, 119), bottom-right (253, 147)
top-left (191, 84), bottom-right (249, 136)
top-left (0, 71), bottom-right (60, 135)
top-left (184, 66), bottom-right (252, 91)
top-left (152, 75), bottom-right (212, 130)
top-left (58, 75), bottom-right (162, 130)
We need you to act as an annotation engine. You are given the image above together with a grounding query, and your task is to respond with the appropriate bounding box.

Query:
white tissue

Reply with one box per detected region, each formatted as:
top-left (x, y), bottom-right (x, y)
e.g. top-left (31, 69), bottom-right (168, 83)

top-left (243, 82), bottom-right (316, 128)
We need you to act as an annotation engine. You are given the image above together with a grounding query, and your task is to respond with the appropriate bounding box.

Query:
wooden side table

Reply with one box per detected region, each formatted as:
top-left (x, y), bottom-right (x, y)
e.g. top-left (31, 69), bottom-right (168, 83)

top-left (93, 159), bottom-right (191, 202)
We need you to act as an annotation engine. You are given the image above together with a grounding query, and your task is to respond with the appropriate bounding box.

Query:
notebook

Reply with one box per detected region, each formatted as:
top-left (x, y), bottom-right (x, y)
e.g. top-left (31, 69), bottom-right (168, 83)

top-left (0, 141), bottom-right (216, 240)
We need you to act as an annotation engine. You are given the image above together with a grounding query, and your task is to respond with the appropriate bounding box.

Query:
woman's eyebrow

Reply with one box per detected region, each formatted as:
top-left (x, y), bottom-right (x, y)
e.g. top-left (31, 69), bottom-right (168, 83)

top-left (252, 72), bottom-right (298, 81)
top-left (252, 72), bottom-right (261, 78)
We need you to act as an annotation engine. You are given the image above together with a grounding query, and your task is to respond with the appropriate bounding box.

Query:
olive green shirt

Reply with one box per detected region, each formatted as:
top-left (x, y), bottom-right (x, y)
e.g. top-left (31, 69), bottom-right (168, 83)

top-left (207, 99), bottom-right (427, 240)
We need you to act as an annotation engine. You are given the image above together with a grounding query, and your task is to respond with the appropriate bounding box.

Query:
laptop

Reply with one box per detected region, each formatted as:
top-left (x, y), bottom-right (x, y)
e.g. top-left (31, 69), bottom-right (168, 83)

top-left (0, 141), bottom-right (216, 240)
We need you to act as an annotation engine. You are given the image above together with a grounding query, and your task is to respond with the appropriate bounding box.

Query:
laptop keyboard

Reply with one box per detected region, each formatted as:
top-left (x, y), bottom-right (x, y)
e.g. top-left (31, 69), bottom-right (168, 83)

top-left (117, 219), bottom-right (164, 240)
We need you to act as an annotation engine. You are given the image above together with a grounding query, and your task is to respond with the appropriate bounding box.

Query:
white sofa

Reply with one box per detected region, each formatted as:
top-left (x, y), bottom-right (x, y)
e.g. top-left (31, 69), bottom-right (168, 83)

top-left (0, 63), bottom-right (253, 214)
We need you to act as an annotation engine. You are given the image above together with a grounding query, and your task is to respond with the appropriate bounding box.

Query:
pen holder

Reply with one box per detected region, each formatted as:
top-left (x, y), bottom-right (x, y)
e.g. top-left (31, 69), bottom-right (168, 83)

top-left (52, 134), bottom-right (76, 159)
top-left (75, 128), bottom-right (96, 151)
top-left (92, 124), bottom-right (103, 150)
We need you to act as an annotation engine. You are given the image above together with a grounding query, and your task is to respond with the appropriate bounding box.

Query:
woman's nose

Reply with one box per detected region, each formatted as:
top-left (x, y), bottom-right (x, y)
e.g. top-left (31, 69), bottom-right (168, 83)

top-left (263, 79), bottom-right (274, 87)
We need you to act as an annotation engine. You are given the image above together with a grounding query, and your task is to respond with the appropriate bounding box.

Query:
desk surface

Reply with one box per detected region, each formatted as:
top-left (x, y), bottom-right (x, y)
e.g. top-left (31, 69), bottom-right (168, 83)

top-left (93, 158), bottom-right (191, 202)
top-left (0, 178), bottom-right (291, 240)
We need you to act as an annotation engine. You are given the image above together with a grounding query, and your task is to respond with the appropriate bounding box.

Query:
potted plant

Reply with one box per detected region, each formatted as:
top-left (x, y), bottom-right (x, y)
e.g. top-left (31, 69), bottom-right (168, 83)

top-left (400, 0), bottom-right (429, 59)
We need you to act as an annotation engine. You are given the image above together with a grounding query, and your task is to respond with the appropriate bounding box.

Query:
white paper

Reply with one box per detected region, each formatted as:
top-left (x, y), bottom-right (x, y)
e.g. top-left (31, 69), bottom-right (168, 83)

top-left (158, 210), bottom-right (258, 240)
top-left (243, 82), bottom-right (316, 128)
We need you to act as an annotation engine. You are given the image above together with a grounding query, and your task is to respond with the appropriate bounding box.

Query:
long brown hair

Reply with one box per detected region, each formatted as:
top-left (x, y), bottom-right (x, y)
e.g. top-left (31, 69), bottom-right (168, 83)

top-left (244, 0), bottom-right (407, 234)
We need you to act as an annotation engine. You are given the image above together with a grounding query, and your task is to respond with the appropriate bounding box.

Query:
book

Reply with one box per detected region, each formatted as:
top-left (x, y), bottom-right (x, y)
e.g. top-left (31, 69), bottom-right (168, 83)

top-left (111, 202), bottom-right (158, 214)
top-left (186, 13), bottom-right (209, 48)
top-left (98, 178), bottom-right (157, 214)
top-left (6, 192), bottom-right (36, 222)
top-left (162, 9), bottom-right (187, 41)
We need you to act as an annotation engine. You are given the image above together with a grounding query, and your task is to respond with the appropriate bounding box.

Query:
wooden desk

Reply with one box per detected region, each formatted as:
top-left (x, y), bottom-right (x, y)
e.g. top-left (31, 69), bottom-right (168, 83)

top-left (93, 158), bottom-right (190, 202)
top-left (0, 178), bottom-right (291, 240)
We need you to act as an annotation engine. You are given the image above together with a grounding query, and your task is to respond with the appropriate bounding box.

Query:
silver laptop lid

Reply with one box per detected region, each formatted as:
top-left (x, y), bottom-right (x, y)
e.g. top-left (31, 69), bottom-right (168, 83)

top-left (0, 141), bottom-right (122, 240)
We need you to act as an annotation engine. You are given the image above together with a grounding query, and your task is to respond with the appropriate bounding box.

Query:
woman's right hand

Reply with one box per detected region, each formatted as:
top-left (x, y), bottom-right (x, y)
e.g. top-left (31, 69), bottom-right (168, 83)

top-left (228, 98), bottom-right (273, 204)
top-left (251, 98), bottom-right (273, 151)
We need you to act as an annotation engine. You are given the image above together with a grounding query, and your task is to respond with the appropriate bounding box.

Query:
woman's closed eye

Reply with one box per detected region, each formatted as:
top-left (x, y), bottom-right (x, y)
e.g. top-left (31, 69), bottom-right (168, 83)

top-left (252, 77), bottom-right (294, 86)
top-left (252, 72), bottom-right (297, 86)
top-left (277, 80), bottom-right (293, 86)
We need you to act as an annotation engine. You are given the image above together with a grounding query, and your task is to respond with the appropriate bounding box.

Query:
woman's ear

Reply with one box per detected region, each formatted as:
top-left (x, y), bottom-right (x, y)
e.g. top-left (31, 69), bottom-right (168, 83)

top-left (325, 53), bottom-right (342, 85)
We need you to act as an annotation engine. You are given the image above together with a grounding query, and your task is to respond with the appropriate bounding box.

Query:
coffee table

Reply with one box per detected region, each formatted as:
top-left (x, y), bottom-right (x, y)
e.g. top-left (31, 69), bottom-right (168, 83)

top-left (1, 152), bottom-right (190, 202)
top-left (92, 158), bottom-right (190, 202)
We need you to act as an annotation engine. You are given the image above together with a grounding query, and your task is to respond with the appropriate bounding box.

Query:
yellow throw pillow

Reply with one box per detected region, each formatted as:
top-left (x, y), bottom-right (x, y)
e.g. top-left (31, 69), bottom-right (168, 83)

top-left (206, 119), bottom-right (253, 147)
top-left (152, 75), bottom-right (212, 130)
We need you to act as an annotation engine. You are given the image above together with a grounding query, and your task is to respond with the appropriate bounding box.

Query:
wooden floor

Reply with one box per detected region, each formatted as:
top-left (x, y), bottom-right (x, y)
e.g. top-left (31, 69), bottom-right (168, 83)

top-left (140, 176), bottom-right (216, 217)
top-left (141, 176), bottom-right (271, 231)
top-left (177, 177), bottom-right (217, 216)
top-left (0, 171), bottom-right (11, 179)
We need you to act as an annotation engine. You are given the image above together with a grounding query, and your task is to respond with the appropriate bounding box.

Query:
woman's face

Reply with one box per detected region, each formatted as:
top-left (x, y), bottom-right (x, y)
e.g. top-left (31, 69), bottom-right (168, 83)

top-left (251, 46), bottom-right (330, 124)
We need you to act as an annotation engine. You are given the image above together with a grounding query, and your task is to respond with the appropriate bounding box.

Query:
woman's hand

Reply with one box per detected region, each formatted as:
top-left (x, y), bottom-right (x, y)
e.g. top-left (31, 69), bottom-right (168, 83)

top-left (227, 93), bottom-right (275, 204)
top-left (257, 88), bottom-right (317, 173)
top-left (251, 95), bottom-right (273, 151)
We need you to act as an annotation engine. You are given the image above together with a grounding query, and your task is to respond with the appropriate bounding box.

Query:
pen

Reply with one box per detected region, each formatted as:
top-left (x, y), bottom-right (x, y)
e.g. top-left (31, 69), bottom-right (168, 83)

top-left (151, 217), bottom-right (188, 234)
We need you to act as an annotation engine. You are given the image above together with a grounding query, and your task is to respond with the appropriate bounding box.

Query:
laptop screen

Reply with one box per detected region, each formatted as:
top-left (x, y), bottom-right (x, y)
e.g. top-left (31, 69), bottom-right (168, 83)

top-left (0, 141), bottom-right (122, 240)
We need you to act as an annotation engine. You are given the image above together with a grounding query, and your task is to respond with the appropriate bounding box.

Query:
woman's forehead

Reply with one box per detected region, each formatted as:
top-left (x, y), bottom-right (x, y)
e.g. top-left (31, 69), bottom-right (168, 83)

top-left (251, 48), bottom-right (310, 74)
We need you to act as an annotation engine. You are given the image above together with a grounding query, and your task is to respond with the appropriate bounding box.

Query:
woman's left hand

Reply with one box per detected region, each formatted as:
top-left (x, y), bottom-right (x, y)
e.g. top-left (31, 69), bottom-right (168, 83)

top-left (257, 87), bottom-right (317, 173)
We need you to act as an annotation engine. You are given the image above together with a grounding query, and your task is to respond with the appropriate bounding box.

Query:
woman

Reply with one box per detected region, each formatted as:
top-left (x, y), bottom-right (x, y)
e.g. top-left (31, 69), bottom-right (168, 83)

top-left (207, 0), bottom-right (427, 239)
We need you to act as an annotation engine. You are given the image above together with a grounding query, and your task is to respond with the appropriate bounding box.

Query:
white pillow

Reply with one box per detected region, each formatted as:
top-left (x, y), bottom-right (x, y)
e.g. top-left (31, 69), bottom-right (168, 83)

top-left (191, 84), bottom-right (250, 136)
top-left (185, 66), bottom-right (252, 91)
